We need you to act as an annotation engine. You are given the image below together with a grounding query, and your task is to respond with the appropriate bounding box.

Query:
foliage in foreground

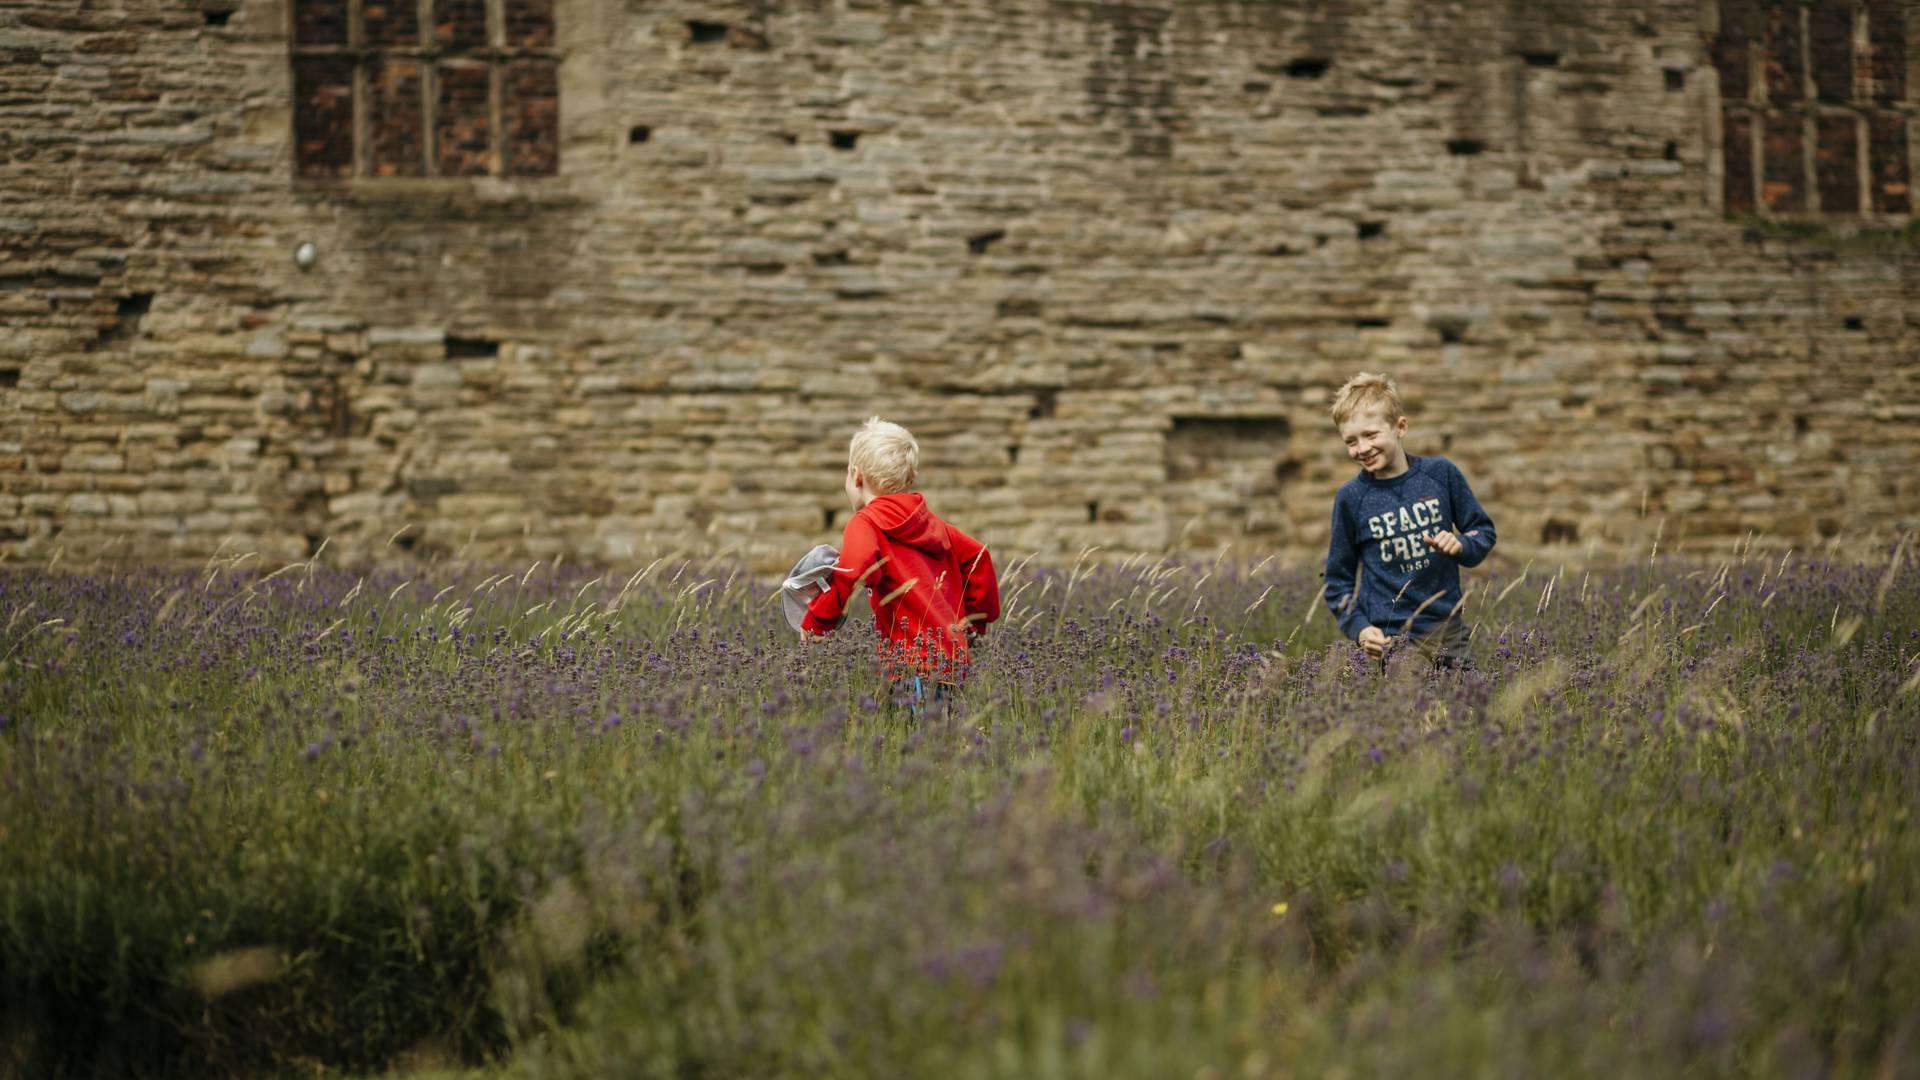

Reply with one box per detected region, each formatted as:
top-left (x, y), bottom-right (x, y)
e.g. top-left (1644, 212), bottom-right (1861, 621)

top-left (1, 541), bottom-right (1916, 1078)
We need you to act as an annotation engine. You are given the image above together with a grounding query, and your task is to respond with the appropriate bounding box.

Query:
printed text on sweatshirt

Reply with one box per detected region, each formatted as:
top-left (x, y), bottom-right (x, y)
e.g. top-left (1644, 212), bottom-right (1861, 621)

top-left (1322, 455), bottom-right (1496, 641)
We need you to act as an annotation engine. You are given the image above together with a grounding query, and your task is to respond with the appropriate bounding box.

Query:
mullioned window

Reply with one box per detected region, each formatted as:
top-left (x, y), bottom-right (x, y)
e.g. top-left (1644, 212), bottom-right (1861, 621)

top-left (291, 0), bottom-right (559, 180)
top-left (1715, 0), bottom-right (1914, 216)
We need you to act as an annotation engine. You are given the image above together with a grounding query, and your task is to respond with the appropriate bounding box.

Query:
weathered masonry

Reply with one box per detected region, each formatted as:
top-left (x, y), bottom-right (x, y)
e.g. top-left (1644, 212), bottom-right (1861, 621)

top-left (2, 0), bottom-right (1918, 568)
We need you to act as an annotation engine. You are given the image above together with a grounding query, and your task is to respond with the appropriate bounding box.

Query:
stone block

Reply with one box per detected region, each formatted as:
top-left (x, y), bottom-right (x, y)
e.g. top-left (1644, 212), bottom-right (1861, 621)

top-left (62, 451), bottom-right (123, 472)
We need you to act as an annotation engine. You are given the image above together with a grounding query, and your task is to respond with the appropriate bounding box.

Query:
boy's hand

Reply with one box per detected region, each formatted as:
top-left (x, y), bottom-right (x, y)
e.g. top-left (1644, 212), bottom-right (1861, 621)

top-left (1357, 626), bottom-right (1390, 659)
top-left (1421, 529), bottom-right (1464, 558)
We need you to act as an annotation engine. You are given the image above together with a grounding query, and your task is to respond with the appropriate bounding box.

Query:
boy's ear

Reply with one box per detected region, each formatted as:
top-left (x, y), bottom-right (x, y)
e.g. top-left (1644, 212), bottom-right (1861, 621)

top-left (848, 465), bottom-right (865, 489)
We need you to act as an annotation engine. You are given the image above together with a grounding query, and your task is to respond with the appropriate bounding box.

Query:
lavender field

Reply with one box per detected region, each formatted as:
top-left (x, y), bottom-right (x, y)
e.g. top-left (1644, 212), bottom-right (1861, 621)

top-left (1, 541), bottom-right (1916, 1079)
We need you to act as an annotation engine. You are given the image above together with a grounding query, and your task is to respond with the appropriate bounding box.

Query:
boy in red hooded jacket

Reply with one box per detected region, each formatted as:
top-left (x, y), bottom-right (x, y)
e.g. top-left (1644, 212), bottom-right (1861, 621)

top-left (801, 417), bottom-right (1001, 687)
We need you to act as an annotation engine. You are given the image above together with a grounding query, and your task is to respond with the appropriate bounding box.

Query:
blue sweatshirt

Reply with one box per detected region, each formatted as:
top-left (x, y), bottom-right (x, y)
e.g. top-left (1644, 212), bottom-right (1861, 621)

top-left (1322, 455), bottom-right (1496, 641)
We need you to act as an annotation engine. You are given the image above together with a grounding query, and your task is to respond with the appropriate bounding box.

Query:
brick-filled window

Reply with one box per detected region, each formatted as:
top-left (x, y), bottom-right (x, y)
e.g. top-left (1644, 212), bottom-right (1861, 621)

top-left (292, 0), bottom-right (558, 179)
top-left (1715, 0), bottom-right (1913, 216)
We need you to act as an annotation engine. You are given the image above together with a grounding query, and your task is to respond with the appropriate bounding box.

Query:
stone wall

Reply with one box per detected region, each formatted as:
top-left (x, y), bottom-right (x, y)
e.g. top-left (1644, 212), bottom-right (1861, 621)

top-left (2, 0), bottom-right (1918, 569)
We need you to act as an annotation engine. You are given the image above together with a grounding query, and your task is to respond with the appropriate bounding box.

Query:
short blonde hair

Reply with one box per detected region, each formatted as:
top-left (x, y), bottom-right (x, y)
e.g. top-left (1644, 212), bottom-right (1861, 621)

top-left (848, 416), bottom-right (919, 494)
top-left (1329, 372), bottom-right (1406, 426)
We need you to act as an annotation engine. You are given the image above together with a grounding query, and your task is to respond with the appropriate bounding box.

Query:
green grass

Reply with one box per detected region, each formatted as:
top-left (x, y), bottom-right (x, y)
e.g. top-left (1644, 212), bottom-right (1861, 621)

top-left (0, 541), bottom-right (1915, 1078)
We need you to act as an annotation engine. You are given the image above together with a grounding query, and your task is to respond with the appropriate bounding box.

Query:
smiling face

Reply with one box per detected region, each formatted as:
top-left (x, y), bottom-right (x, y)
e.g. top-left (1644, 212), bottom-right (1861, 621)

top-left (1338, 407), bottom-right (1410, 479)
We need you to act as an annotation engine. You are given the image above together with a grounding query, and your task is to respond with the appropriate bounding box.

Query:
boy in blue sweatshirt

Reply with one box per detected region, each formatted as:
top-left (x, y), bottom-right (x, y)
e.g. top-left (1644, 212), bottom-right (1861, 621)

top-left (1322, 372), bottom-right (1496, 669)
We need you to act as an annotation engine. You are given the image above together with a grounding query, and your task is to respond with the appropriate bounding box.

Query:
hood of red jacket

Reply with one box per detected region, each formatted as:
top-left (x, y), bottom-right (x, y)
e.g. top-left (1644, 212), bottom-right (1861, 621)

top-left (859, 493), bottom-right (952, 559)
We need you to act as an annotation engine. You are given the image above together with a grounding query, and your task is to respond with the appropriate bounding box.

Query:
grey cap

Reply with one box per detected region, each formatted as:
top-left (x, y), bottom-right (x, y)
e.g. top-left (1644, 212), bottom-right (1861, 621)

top-left (781, 543), bottom-right (841, 632)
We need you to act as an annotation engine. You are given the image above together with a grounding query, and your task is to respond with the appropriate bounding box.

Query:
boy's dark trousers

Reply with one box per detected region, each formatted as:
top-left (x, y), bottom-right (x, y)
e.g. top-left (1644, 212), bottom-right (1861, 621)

top-left (1392, 617), bottom-right (1474, 671)
top-left (1382, 614), bottom-right (1466, 672)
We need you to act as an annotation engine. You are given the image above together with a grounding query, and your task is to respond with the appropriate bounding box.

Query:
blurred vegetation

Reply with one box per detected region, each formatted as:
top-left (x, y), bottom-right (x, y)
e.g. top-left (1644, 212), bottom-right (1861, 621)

top-left (0, 536), bottom-right (1915, 1078)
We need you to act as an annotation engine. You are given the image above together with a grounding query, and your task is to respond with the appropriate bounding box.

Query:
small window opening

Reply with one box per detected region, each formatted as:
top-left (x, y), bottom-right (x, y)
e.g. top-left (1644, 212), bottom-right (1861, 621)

top-left (1519, 50), bottom-right (1560, 67)
top-left (447, 336), bottom-right (499, 359)
top-left (1540, 519), bottom-right (1580, 544)
top-left (1663, 140), bottom-right (1679, 161)
top-left (1285, 58), bottom-right (1329, 79)
top-left (687, 20), bottom-right (727, 43)
top-left (1446, 138), bottom-right (1484, 156)
top-left (1663, 68), bottom-right (1686, 91)
top-left (96, 293), bottom-right (152, 346)
top-left (829, 130), bottom-right (859, 150)
top-left (0, 367), bottom-right (18, 388)
top-left (204, 9), bottom-right (232, 26)
top-left (1086, 501), bottom-right (1100, 523)
top-left (1357, 221), bottom-right (1386, 240)
top-left (967, 229), bottom-right (1006, 255)
top-left (629, 125), bottom-right (651, 144)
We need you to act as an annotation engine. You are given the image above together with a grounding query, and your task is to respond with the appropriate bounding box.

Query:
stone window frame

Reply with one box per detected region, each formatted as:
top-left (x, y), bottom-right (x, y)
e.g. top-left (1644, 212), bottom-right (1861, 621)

top-left (1711, 0), bottom-right (1917, 218)
top-left (290, 0), bottom-right (560, 183)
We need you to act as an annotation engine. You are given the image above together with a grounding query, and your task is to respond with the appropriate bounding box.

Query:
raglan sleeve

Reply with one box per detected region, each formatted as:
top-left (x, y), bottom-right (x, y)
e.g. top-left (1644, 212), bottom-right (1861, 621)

top-left (1445, 460), bottom-right (1497, 568)
top-left (950, 526), bottom-right (1001, 636)
top-left (801, 516), bottom-right (881, 635)
top-left (1323, 492), bottom-right (1371, 640)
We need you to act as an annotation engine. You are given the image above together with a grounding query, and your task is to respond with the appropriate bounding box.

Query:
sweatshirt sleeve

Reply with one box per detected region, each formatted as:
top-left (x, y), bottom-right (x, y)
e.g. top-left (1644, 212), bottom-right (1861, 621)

top-left (1444, 461), bottom-right (1497, 568)
top-left (949, 526), bottom-right (1001, 635)
top-left (1322, 493), bottom-right (1371, 640)
top-left (801, 515), bottom-right (883, 635)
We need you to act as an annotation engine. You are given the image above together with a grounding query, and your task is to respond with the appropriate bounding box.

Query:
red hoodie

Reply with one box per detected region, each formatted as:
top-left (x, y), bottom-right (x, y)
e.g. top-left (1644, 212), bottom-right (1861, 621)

top-left (801, 493), bottom-right (1001, 679)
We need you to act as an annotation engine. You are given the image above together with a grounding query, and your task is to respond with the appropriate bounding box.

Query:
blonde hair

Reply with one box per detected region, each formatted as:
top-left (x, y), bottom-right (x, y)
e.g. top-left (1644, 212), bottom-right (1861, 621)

top-left (848, 416), bottom-right (919, 494)
top-left (1329, 372), bottom-right (1406, 426)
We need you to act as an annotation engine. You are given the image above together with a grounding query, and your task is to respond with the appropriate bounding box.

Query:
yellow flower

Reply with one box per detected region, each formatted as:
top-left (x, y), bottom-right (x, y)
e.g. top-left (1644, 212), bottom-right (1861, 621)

top-left (1270, 902), bottom-right (1289, 917)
